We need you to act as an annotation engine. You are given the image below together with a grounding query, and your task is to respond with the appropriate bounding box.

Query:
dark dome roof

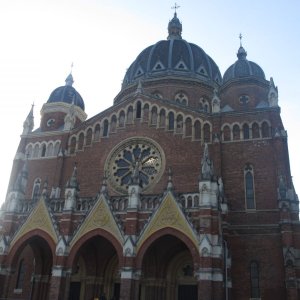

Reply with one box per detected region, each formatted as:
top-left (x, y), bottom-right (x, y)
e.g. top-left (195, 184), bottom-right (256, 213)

top-left (223, 46), bottom-right (265, 83)
top-left (47, 74), bottom-right (85, 111)
top-left (122, 13), bottom-right (222, 89)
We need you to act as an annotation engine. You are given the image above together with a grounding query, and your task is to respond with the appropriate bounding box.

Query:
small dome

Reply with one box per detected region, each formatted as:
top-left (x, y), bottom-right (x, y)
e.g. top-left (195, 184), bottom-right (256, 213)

top-left (47, 74), bottom-right (85, 110)
top-left (223, 46), bottom-right (265, 83)
top-left (122, 13), bottom-right (222, 89)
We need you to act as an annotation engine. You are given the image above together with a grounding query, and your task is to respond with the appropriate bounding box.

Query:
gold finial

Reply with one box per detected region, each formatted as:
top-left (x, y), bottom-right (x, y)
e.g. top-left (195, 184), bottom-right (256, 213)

top-left (171, 2), bottom-right (180, 14)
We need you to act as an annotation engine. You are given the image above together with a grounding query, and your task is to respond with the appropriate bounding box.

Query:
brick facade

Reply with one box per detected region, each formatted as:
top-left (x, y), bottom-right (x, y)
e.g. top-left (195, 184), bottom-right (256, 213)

top-left (0, 12), bottom-right (299, 300)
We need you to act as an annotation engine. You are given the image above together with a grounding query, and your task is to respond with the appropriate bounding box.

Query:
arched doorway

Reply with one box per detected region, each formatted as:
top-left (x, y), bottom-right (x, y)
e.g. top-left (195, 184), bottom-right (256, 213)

top-left (68, 235), bottom-right (120, 300)
top-left (140, 234), bottom-right (198, 300)
top-left (7, 235), bottom-right (53, 300)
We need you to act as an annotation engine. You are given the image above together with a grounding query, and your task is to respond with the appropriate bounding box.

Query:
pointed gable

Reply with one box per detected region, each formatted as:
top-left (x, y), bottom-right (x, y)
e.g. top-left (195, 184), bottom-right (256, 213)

top-left (70, 194), bottom-right (124, 248)
top-left (137, 192), bottom-right (199, 251)
top-left (10, 198), bottom-right (58, 249)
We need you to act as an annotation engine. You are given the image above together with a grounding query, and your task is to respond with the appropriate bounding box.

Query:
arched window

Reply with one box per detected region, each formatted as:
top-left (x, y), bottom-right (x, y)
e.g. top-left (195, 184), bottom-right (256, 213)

top-left (223, 125), bottom-right (231, 141)
top-left (110, 115), bottom-right (117, 133)
top-left (244, 164), bottom-right (255, 209)
top-left (198, 102), bottom-right (203, 111)
top-left (168, 112), bottom-right (174, 130)
top-left (127, 106), bottom-right (133, 123)
top-left (78, 133), bottom-right (84, 150)
top-left (16, 259), bottom-right (26, 289)
top-left (47, 143), bottom-right (54, 157)
top-left (143, 104), bottom-right (149, 122)
top-left (94, 124), bottom-right (100, 141)
top-left (250, 261), bottom-right (260, 298)
top-left (203, 123), bottom-right (210, 142)
top-left (70, 137), bottom-right (76, 154)
top-left (199, 96), bottom-right (210, 112)
top-left (176, 115), bottom-right (183, 133)
top-left (152, 91), bottom-right (163, 99)
top-left (204, 103), bottom-right (209, 112)
top-left (33, 144), bottom-right (39, 158)
top-left (175, 92), bottom-right (188, 105)
top-left (54, 142), bottom-right (60, 156)
top-left (41, 144), bottom-right (46, 157)
top-left (185, 118), bottom-right (192, 137)
top-left (136, 101), bottom-right (142, 119)
top-left (261, 121), bottom-right (270, 138)
top-left (119, 111), bottom-right (125, 127)
top-left (86, 128), bottom-right (92, 146)
top-left (150, 107), bottom-right (158, 126)
top-left (32, 178), bottom-right (41, 200)
top-left (233, 124), bottom-right (240, 140)
top-left (243, 124), bottom-right (250, 140)
top-left (26, 145), bottom-right (33, 159)
top-left (159, 109), bottom-right (166, 128)
top-left (194, 120), bottom-right (201, 140)
top-left (103, 120), bottom-right (109, 137)
top-left (252, 122), bottom-right (260, 139)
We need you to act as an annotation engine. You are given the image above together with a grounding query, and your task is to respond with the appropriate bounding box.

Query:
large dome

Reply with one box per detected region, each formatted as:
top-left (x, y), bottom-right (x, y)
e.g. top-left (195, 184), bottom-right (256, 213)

top-left (223, 46), bottom-right (265, 83)
top-left (122, 13), bottom-right (222, 89)
top-left (47, 74), bottom-right (85, 111)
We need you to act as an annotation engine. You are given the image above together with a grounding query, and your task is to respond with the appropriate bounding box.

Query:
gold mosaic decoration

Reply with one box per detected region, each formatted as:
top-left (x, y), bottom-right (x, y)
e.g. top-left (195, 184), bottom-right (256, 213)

top-left (70, 195), bottom-right (123, 248)
top-left (9, 198), bottom-right (58, 251)
top-left (137, 192), bottom-right (199, 251)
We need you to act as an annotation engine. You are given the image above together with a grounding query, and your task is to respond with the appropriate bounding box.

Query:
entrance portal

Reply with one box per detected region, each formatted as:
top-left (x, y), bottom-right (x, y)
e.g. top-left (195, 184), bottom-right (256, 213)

top-left (140, 234), bottom-right (197, 300)
top-left (69, 235), bottom-right (119, 300)
top-left (68, 282), bottom-right (81, 300)
top-left (178, 285), bottom-right (198, 300)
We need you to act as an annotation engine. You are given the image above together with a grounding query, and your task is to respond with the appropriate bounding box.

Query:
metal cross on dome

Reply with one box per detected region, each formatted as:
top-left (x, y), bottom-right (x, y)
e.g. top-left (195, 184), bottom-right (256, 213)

top-left (239, 33), bottom-right (243, 47)
top-left (171, 2), bottom-right (180, 13)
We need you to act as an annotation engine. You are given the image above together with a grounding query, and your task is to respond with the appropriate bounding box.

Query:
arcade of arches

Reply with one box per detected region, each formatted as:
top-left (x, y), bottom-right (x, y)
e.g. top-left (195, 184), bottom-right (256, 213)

top-left (2, 233), bottom-right (200, 300)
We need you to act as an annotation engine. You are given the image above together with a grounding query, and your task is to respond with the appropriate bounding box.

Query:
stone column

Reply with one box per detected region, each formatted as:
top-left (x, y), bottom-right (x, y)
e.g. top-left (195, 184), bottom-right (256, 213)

top-left (119, 268), bottom-right (140, 300)
top-left (48, 266), bottom-right (67, 300)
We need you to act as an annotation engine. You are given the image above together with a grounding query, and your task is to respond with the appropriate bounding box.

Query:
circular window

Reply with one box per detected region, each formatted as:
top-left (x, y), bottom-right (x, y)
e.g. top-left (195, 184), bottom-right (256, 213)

top-left (106, 138), bottom-right (165, 194)
top-left (47, 118), bottom-right (55, 127)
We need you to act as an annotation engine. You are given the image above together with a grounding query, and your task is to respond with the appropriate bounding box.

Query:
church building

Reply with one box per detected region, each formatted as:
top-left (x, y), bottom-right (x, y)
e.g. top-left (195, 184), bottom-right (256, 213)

top-left (0, 11), bottom-right (299, 300)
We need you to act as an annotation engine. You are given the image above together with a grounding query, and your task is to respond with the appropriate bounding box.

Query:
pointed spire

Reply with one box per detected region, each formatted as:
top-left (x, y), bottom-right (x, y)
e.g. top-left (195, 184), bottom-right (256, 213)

top-left (201, 143), bottom-right (214, 181)
top-left (166, 167), bottom-right (174, 191)
top-left (22, 103), bottom-right (34, 135)
top-left (13, 159), bottom-right (29, 193)
top-left (168, 3), bottom-right (182, 40)
top-left (268, 77), bottom-right (279, 107)
top-left (64, 101), bottom-right (76, 131)
top-left (136, 80), bottom-right (143, 94)
top-left (42, 179), bottom-right (48, 197)
top-left (278, 174), bottom-right (287, 200)
top-left (66, 163), bottom-right (79, 190)
top-left (100, 172), bottom-right (108, 195)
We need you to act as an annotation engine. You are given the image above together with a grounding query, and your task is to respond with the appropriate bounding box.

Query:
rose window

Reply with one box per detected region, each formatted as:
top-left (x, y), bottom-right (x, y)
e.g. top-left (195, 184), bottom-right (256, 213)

top-left (106, 138), bottom-right (164, 194)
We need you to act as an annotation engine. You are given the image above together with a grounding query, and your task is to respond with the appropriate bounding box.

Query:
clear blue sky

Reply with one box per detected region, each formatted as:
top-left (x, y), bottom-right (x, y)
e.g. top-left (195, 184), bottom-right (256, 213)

top-left (0, 0), bottom-right (299, 204)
